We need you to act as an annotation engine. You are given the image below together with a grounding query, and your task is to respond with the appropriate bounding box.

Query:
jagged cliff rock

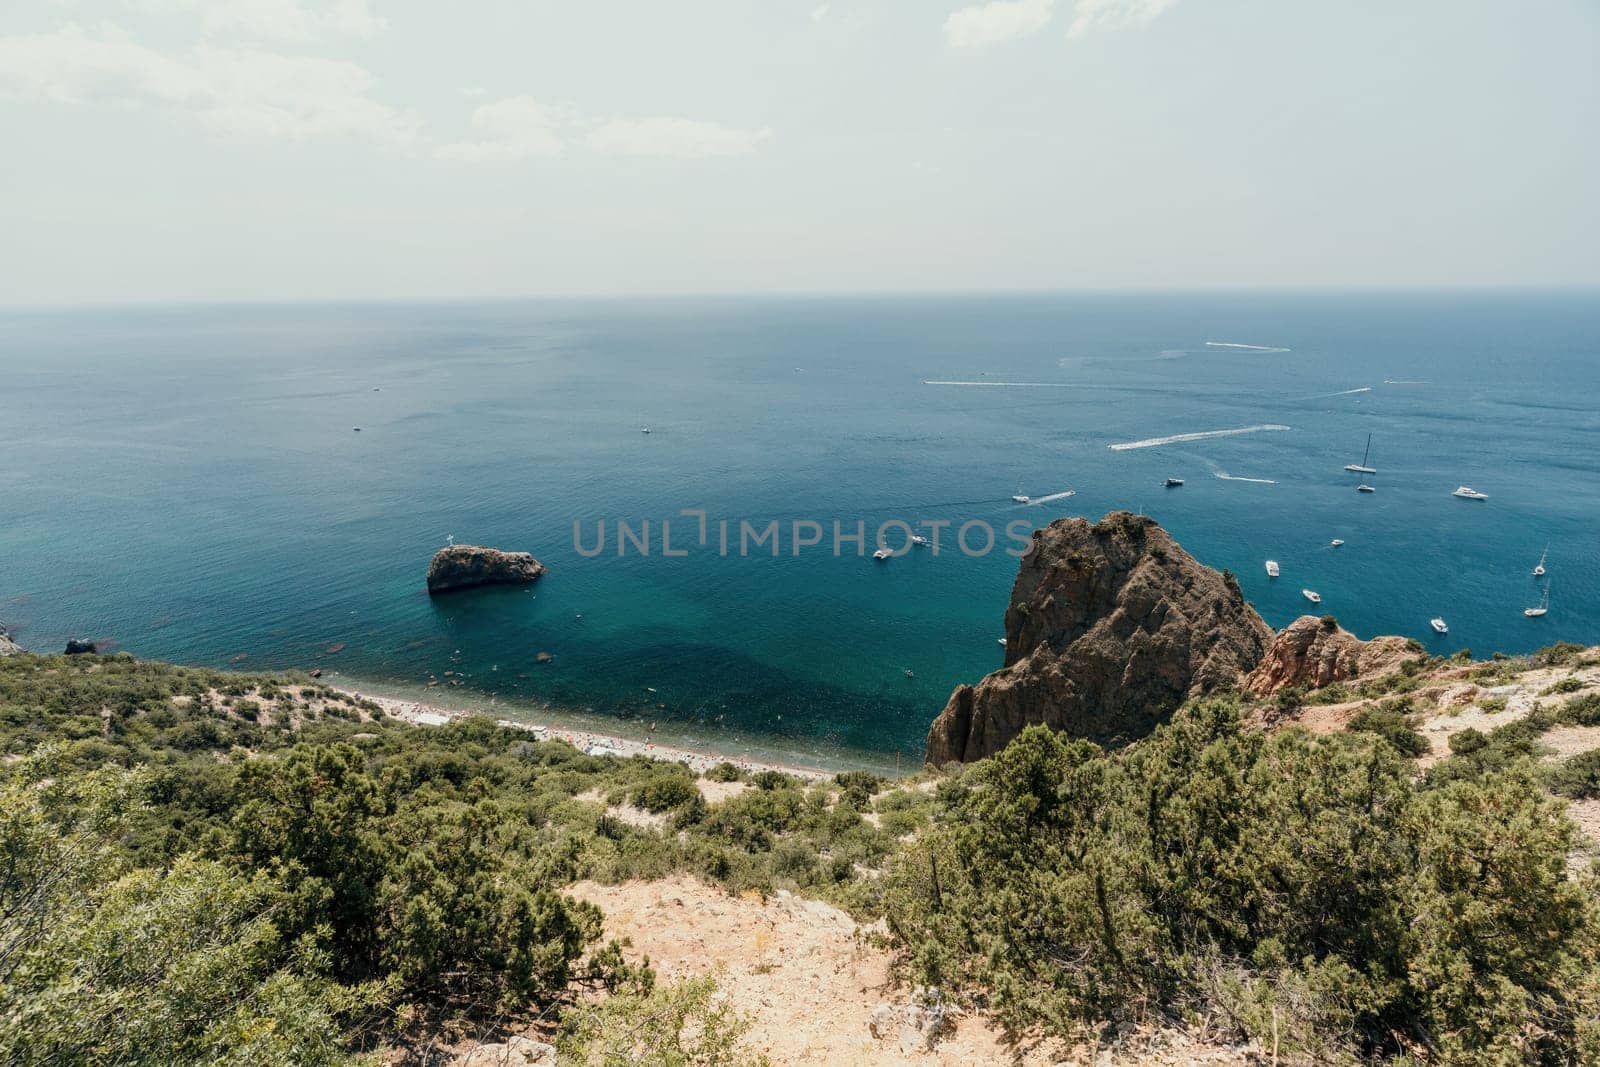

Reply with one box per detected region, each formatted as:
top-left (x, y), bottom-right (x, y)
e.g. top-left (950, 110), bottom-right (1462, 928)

top-left (0, 626), bottom-right (20, 656)
top-left (426, 545), bottom-right (546, 595)
top-left (1242, 614), bottom-right (1415, 697)
top-left (925, 512), bottom-right (1274, 764)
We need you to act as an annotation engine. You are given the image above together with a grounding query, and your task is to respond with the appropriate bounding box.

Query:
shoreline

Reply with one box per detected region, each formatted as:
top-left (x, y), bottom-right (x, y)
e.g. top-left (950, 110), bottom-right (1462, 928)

top-left (331, 677), bottom-right (859, 783)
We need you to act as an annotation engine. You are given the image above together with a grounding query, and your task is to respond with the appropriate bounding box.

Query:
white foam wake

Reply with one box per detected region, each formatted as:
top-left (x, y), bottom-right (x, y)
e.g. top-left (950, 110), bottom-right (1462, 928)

top-left (1028, 489), bottom-right (1077, 505)
top-left (1383, 379), bottom-right (1429, 385)
top-left (1108, 424), bottom-right (1290, 451)
top-left (1308, 386), bottom-right (1372, 398)
top-left (1205, 341), bottom-right (1291, 353)
top-left (923, 380), bottom-right (1074, 388)
top-left (1214, 472), bottom-right (1278, 485)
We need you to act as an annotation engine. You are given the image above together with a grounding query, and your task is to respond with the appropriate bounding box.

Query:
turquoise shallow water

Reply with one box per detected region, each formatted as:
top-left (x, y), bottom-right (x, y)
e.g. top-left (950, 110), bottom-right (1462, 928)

top-left (2, 292), bottom-right (1596, 764)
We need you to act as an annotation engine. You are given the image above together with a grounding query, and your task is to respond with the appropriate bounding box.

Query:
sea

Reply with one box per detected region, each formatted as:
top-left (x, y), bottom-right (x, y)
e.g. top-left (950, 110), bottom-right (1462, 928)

top-left (2, 291), bottom-right (1596, 769)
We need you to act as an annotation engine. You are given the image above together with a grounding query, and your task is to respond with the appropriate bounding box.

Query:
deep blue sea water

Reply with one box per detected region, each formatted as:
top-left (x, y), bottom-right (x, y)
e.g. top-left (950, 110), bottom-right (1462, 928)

top-left (2, 292), bottom-right (1596, 766)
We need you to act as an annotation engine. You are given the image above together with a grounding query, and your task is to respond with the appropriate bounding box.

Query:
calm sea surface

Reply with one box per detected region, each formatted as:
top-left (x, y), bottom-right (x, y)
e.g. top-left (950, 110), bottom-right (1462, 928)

top-left (2, 292), bottom-right (1596, 765)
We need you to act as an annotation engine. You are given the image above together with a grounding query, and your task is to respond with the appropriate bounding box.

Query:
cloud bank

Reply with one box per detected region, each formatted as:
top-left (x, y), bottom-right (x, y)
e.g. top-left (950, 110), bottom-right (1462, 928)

top-left (944, 0), bottom-right (1178, 48)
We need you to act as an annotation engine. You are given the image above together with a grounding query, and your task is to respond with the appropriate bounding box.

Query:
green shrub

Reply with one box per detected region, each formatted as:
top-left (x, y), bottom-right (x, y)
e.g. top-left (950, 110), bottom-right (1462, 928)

top-left (705, 761), bottom-right (745, 783)
top-left (1548, 749), bottom-right (1600, 800)
top-left (883, 704), bottom-right (1600, 1060)
top-left (1348, 705), bottom-right (1428, 758)
top-left (632, 773), bottom-right (700, 813)
top-left (1559, 693), bottom-right (1600, 727)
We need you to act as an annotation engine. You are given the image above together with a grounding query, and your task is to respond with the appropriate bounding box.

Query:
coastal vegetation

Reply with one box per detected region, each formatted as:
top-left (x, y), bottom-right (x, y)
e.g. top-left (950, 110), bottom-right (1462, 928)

top-left (3, 648), bottom-right (1599, 1063)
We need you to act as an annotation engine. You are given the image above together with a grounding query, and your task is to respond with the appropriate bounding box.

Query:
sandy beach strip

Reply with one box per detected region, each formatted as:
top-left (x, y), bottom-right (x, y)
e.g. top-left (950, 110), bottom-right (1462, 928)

top-left (342, 687), bottom-right (837, 783)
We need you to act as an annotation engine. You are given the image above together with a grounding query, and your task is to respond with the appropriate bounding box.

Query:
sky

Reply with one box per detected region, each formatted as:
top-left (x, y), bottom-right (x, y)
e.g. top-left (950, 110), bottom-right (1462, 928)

top-left (1, 0), bottom-right (1597, 304)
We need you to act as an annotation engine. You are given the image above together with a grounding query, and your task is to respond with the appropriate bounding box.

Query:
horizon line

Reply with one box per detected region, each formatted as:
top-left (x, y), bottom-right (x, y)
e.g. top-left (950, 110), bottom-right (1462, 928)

top-left (4, 282), bottom-right (1599, 314)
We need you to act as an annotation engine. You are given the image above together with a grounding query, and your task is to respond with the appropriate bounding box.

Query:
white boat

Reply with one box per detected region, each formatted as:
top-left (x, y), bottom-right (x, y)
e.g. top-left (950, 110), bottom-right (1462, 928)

top-left (1164, 477), bottom-right (1184, 487)
top-left (1533, 546), bottom-right (1547, 577)
top-left (1431, 617), bottom-right (1449, 634)
top-left (1525, 585), bottom-right (1550, 618)
top-left (1302, 589), bottom-right (1321, 604)
top-left (1343, 433), bottom-right (1377, 475)
top-left (641, 426), bottom-right (651, 434)
top-left (910, 535), bottom-right (931, 547)
top-left (1265, 560), bottom-right (1280, 578)
top-left (872, 548), bottom-right (891, 561)
top-left (1453, 486), bottom-right (1488, 500)
top-left (1011, 494), bottom-right (1031, 504)
top-left (997, 637), bottom-right (1007, 647)
top-left (1331, 539), bottom-right (1345, 547)
top-left (1357, 484), bottom-right (1375, 493)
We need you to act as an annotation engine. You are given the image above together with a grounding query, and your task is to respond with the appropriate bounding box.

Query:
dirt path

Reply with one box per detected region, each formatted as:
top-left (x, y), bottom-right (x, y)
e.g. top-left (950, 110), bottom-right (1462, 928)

top-left (568, 876), bottom-right (1255, 1066)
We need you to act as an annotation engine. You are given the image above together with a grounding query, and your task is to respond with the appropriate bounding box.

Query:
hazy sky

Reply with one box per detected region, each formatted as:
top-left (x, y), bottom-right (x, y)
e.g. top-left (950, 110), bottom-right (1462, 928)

top-left (2, 0), bottom-right (1597, 304)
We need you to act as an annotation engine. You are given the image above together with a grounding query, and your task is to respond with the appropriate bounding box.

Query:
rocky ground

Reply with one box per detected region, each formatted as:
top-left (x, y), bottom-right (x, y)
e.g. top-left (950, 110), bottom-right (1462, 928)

top-left (564, 876), bottom-right (1257, 1067)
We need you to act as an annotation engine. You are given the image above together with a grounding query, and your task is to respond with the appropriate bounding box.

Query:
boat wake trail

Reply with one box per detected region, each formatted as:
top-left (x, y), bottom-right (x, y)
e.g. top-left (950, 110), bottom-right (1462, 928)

top-left (1108, 424), bottom-right (1290, 451)
top-left (1383, 379), bottom-right (1429, 385)
top-left (1307, 386), bottom-right (1372, 398)
top-left (1205, 341), bottom-right (1292, 353)
top-left (1214, 471), bottom-right (1278, 485)
top-left (1028, 489), bottom-right (1077, 505)
top-left (923, 380), bottom-right (1074, 388)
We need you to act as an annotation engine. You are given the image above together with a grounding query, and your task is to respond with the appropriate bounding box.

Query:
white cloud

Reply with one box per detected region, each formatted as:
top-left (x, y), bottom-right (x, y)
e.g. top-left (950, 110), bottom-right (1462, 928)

top-left (191, 46), bottom-right (415, 143)
top-left (0, 25), bottom-right (416, 145)
top-left (586, 117), bottom-right (771, 159)
top-left (1065, 0), bottom-right (1179, 40)
top-left (434, 96), bottom-right (569, 161)
top-left (943, 0), bottom-right (1054, 50)
top-left (125, 0), bottom-right (386, 42)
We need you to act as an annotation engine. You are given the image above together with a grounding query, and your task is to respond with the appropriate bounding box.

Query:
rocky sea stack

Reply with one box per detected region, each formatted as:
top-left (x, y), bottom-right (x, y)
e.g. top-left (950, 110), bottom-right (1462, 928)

top-left (426, 545), bottom-right (547, 595)
top-left (925, 511), bottom-right (1274, 764)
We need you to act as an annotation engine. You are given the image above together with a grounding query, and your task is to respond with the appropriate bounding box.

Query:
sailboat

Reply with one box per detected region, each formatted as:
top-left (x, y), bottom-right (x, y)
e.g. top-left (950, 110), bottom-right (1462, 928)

top-left (1344, 434), bottom-right (1376, 475)
top-left (1524, 585), bottom-right (1550, 618)
top-left (1533, 546), bottom-right (1548, 577)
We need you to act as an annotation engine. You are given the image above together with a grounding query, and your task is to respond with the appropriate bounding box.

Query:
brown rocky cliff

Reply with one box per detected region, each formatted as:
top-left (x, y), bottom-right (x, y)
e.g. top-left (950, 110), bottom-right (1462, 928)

top-left (1242, 615), bottom-right (1415, 697)
top-left (0, 625), bottom-right (20, 657)
top-left (925, 512), bottom-right (1274, 764)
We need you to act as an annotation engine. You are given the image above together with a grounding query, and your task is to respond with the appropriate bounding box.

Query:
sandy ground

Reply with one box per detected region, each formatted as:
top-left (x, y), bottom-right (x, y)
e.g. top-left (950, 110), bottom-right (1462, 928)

top-left (567, 876), bottom-right (1257, 1067)
top-left (347, 689), bottom-right (836, 782)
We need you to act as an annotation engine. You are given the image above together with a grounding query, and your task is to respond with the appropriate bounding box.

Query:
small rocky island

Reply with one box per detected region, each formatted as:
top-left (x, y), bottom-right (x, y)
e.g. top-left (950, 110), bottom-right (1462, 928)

top-left (426, 544), bottom-right (547, 595)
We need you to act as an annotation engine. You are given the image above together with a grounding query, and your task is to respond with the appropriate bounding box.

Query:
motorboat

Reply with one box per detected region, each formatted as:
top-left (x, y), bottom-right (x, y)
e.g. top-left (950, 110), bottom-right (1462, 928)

top-left (1265, 560), bottom-right (1280, 578)
top-left (1453, 486), bottom-right (1488, 500)
top-left (1303, 589), bottom-right (1321, 604)
top-left (1164, 477), bottom-right (1184, 487)
top-left (1331, 539), bottom-right (1345, 547)
top-left (872, 548), bottom-right (891, 561)
top-left (1533, 546), bottom-right (1547, 577)
top-left (1357, 484), bottom-right (1375, 493)
top-left (1012, 494), bottom-right (1031, 504)
top-left (1431, 617), bottom-right (1449, 634)
top-left (910, 535), bottom-right (931, 547)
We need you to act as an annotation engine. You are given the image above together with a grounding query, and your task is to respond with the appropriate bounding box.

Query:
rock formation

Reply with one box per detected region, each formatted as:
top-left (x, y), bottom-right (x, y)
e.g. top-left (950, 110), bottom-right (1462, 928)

top-left (0, 625), bottom-right (21, 656)
top-left (426, 545), bottom-right (546, 595)
top-left (925, 512), bottom-right (1274, 764)
top-left (64, 639), bottom-right (98, 655)
top-left (1242, 614), bottom-right (1415, 697)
